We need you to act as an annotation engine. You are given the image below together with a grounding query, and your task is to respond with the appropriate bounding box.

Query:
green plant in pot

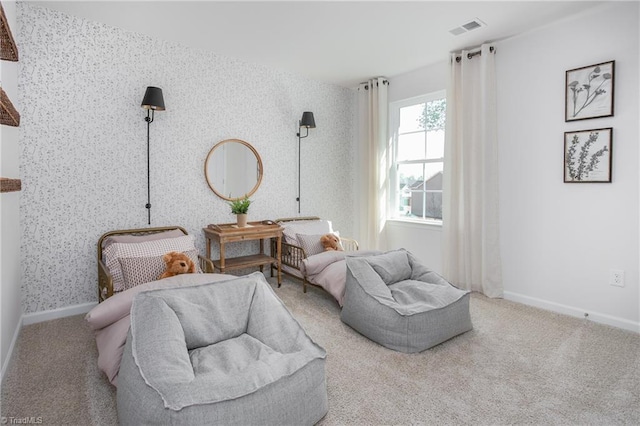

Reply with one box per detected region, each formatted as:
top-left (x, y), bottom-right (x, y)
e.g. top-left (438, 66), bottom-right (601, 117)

top-left (229, 195), bottom-right (251, 227)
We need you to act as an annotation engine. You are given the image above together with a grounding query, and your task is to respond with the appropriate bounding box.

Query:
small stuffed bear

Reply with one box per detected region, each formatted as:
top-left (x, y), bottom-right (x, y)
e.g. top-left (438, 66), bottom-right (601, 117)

top-left (158, 251), bottom-right (197, 279)
top-left (320, 234), bottom-right (343, 252)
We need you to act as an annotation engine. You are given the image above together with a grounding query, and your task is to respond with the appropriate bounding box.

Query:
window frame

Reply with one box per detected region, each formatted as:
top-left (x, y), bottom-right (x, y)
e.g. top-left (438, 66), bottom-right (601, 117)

top-left (389, 90), bottom-right (446, 225)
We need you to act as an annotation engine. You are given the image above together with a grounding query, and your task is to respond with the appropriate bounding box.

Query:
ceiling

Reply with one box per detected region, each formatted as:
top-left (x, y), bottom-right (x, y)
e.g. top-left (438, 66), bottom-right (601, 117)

top-left (28, 0), bottom-right (605, 88)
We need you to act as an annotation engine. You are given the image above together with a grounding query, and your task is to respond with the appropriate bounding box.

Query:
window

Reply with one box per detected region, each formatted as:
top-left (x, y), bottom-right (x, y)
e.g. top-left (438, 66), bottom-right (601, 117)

top-left (389, 91), bottom-right (446, 222)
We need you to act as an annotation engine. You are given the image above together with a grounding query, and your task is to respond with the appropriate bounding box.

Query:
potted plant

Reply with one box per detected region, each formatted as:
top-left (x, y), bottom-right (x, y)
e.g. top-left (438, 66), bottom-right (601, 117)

top-left (229, 195), bottom-right (251, 227)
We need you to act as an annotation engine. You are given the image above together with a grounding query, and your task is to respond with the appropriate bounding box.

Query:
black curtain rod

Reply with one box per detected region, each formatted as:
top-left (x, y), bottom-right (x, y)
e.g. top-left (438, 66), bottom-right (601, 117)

top-left (455, 46), bottom-right (495, 63)
top-left (362, 79), bottom-right (389, 90)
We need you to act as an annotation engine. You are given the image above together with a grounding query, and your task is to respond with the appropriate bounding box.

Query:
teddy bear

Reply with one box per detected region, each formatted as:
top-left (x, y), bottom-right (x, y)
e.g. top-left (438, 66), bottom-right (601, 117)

top-left (320, 234), bottom-right (343, 252)
top-left (158, 251), bottom-right (197, 279)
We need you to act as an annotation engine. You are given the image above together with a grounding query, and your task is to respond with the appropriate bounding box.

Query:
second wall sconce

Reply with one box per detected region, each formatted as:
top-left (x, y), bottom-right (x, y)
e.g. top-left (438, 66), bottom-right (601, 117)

top-left (141, 86), bottom-right (165, 225)
top-left (296, 111), bottom-right (316, 214)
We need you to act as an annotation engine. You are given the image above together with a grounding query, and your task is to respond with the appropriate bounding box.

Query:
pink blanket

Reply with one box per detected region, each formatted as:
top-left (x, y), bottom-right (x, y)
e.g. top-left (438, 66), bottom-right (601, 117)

top-left (85, 273), bottom-right (232, 386)
top-left (300, 250), bottom-right (381, 306)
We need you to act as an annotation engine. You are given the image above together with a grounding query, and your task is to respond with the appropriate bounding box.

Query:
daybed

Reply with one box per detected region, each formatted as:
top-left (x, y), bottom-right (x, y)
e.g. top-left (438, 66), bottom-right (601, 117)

top-left (117, 272), bottom-right (328, 425)
top-left (89, 226), bottom-right (220, 385)
top-left (97, 226), bottom-right (214, 302)
top-left (270, 217), bottom-right (378, 306)
top-left (341, 249), bottom-right (472, 353)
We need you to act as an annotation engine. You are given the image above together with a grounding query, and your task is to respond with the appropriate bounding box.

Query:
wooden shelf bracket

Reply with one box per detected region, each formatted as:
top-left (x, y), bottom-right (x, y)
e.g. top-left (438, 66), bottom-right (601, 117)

top-left (0, 177), bottom-right (22, 193)
top-left (0, 2), bottom-right (18, 61)
top-left (0, 86), bottom-right (20, 127)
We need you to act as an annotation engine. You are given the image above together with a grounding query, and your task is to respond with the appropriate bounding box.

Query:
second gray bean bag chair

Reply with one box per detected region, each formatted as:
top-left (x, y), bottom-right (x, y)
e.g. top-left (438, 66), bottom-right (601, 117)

top-left (117, 272), bottom-right (328, 425)
top-left (341, 249), bottom-right (472, 353)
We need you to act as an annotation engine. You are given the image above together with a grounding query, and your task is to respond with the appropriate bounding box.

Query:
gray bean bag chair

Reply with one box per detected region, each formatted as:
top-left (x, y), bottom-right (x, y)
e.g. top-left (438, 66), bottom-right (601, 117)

top-left (341, 249), bottom-right (472, 353)
top-left (117, 272), bottom-right (327, 425)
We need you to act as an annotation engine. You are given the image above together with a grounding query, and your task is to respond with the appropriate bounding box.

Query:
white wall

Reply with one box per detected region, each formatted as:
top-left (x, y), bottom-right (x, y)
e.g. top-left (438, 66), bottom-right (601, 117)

top-left (497, 2), bottom-right (639, 330)
top-left (16, 3), bottom-right (356, 314)
top-left (1, 0), bottom-right (24, 378)
top-left (386, 2), bottom-right (639, 331)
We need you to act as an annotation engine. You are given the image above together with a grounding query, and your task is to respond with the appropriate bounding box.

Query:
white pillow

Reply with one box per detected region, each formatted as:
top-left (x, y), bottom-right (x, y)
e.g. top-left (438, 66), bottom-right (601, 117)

top-left (103, 234), bottom-right (198, 292)
top-left (282, 220), bottom-right (333, 246)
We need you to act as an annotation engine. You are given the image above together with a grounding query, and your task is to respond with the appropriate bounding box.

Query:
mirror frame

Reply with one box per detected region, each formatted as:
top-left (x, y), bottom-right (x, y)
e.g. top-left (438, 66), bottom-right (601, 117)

top-left (204, 138), bottom-right (264, 201)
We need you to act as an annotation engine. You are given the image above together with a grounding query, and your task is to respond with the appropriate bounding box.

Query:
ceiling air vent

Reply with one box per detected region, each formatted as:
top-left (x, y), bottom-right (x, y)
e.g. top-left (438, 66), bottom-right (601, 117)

top-left (449, 18), bottom-right (486, 36)
top-left (449, 27), bottom-right (466, 36)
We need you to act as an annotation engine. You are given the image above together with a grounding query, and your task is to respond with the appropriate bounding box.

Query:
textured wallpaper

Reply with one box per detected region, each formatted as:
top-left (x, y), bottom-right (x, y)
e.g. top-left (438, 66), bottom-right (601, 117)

top-left (17, 3), bottom-right (356, 313)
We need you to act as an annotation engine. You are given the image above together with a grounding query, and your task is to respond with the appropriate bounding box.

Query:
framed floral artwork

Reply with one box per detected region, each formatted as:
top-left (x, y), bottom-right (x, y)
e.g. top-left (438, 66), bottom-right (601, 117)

top-left (565, 61), bottom-right (614, 122)
top-left (564, 128), bottom-right (612, 183)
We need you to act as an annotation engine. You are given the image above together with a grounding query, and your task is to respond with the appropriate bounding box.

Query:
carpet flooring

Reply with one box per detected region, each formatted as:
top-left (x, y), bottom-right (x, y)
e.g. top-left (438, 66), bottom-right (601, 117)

top-left (2, 275), bottom-right (639, 425)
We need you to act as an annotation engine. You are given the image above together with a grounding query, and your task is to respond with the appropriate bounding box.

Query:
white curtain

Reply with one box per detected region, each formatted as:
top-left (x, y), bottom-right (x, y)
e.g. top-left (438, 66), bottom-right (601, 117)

top-left (442, 44), bottom-right (503, 297)
top-left (356, 78), bottom-right (389, 250)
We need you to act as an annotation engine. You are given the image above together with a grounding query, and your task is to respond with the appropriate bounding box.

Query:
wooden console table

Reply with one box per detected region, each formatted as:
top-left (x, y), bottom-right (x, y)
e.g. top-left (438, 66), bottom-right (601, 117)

top-left (203, 222), bottom-right (283, 286)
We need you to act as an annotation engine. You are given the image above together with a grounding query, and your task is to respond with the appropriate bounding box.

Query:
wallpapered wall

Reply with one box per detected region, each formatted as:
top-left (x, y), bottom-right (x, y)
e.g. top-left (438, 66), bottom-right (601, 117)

top-left (17, 3), bottom-right (356, 313)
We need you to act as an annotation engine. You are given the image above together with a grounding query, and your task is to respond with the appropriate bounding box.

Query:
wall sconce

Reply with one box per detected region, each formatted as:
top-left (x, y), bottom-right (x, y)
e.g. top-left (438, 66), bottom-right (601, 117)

top-left (296, 111), bottom-right (316, 214)
top-left (141, 86), bottom-right (165, 225)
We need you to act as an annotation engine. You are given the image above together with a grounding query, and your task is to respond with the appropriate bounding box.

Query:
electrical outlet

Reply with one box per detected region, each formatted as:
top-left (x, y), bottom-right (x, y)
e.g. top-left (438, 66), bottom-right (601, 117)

top-left (609, 269), bottom-right (625, 287)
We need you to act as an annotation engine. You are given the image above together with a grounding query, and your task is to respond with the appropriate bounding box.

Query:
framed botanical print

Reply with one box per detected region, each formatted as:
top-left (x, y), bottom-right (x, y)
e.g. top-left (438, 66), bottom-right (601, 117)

top-left (564, 128), bottom-right (612, 183)
top-left (565, 61), bottom-right (614, 122)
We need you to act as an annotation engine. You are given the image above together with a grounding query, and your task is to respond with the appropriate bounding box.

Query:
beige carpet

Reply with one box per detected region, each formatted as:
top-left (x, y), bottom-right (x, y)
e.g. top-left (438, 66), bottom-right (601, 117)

top-left (2, 276), bottom-right (639, 425)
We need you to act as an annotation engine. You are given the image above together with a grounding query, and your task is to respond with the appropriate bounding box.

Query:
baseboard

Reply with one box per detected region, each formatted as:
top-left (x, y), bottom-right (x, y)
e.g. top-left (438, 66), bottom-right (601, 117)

top-left (1, 314), bottom-right (23, 384)
top-left (503, 291), bottom-right (639, 333)
top-left (22, 302), bottom-right (97, 326)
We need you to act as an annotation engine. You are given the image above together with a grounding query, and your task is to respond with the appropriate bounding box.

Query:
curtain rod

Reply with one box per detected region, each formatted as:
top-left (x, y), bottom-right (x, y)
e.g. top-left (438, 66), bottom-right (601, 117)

top-left (455, 46), bottom-right (495, 63)
top-left (361, 79), bottom-right (389, 90)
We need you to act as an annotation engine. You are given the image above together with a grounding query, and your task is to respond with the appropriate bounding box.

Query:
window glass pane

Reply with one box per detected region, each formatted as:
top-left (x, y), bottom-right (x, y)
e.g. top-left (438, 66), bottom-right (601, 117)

top-left (408, 189), bottom-right (426, 219)
top-left (397, 132), bottom-right (426, 162)
top-left (424, 162), bottom-right (443, 189)
top-left (424, 192), bottom-right (443, 220)
top-left (406, 190), bottom-right (442, 220)
top-left (397, 163), bottom-right (424, 216)
top-left (397, 163), bottom-right (424, 186)
top-left (423, 98), bottom-right (446, 131)
top-left (399, 103), bottom-right (425, 133)
top-left (426, 129), bottom-right (445, 159)
top-left (407, 163), bottom-right (443, 220)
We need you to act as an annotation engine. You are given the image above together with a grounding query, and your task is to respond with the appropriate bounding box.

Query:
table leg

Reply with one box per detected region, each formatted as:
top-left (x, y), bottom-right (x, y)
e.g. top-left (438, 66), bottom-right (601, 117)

top-left (259, 238), bottom-right (264, 272)
top-left (219, 242), bottom-right (226, 274)
top-left (276, 236), bottom-right (282, 287)
top-left (270, 238), bottom-right (274, 278)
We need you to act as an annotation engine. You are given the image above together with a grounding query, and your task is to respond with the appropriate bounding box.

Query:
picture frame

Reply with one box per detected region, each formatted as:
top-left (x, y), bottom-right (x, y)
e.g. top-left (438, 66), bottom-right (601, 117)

top-left (565, 60), bottom-right (614, 122)
top-left (564, 128), bottom-right (612, 183)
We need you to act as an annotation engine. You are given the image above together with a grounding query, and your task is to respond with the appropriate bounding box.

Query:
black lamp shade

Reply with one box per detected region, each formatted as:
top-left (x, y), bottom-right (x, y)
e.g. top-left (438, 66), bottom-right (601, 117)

top-left (300, 111), bottom-right (315, 128)
top-left (141, 86), bottom-right (165, 111)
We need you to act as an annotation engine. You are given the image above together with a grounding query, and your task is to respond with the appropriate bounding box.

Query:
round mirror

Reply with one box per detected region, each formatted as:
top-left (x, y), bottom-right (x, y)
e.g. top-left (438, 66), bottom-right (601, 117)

top-left (204, 139), bottom-right (263, 201)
